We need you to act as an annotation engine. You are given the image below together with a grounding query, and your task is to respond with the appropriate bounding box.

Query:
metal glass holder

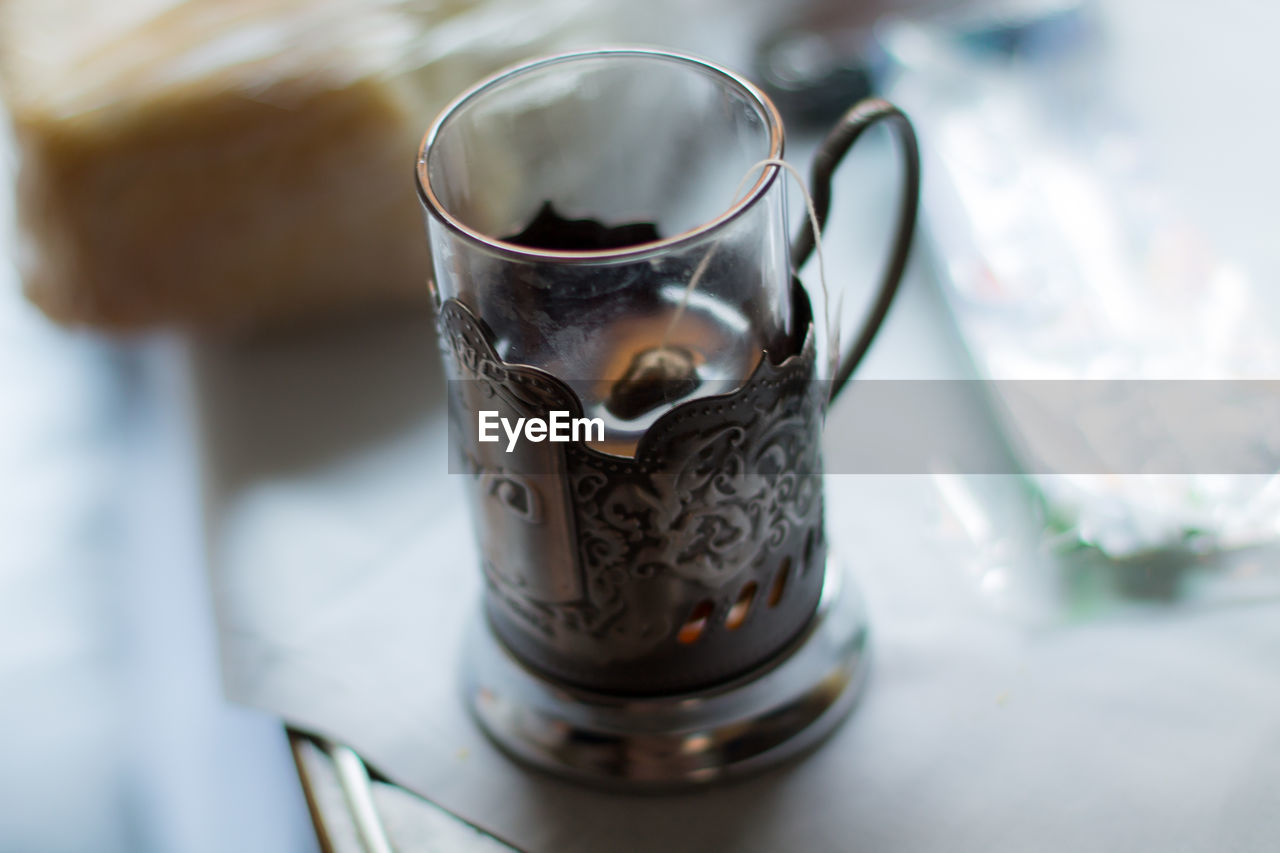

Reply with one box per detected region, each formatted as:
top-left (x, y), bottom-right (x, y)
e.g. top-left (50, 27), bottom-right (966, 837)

top-left (462, 554), bottom-right (869, 788)
top-left (441, 284), bottom-right (867, 788)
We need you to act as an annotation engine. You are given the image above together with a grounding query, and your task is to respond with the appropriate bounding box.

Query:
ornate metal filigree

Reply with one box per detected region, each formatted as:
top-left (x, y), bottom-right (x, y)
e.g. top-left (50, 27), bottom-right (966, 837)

top-left (439, 287), bottom-right (829, 695)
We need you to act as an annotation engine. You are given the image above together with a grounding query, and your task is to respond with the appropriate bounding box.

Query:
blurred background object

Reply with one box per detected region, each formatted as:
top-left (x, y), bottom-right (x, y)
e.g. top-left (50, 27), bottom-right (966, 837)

top-left (749, 0), bottom-right (940, 128)
top-left (874, 0), bottom-right (1280, 568)
top-left (0, 0), bottom-right (651, 330)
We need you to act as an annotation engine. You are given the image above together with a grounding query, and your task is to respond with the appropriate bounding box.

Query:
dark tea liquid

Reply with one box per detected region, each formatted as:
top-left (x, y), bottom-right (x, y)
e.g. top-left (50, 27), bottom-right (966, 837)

top-left (502, 204), bottom-right (762, 456)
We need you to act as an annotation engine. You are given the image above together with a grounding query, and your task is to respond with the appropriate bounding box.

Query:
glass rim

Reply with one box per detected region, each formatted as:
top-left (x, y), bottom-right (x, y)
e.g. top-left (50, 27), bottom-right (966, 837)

top-left (415, 47), bottom-right (785, 264)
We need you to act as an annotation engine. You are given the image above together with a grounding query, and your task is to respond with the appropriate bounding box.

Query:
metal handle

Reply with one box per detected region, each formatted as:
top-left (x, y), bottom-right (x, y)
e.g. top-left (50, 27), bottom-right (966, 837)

top-left (790, 99), bottom-right (921, 405)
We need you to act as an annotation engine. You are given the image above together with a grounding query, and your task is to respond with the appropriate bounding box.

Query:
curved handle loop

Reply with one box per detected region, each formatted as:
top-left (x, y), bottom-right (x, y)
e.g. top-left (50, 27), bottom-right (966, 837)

top-left (791, 99), bottom-right (921, 405)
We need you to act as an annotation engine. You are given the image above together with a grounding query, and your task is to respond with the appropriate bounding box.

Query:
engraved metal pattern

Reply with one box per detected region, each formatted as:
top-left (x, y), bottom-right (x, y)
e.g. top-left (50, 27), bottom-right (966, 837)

top-left (438, 303), bottom-right (583, 610)
top-left (439, 288), bottom-right (829, 695)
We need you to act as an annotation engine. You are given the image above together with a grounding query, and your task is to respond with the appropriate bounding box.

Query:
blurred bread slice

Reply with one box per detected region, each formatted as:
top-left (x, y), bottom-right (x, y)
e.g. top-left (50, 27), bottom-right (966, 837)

top-left (0, 0), bottom-right (497, 330)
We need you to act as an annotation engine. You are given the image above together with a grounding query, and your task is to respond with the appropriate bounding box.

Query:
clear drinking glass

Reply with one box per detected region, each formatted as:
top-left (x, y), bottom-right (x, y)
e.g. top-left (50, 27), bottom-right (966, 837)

top-left (417, 49), bottom-right (792, 454)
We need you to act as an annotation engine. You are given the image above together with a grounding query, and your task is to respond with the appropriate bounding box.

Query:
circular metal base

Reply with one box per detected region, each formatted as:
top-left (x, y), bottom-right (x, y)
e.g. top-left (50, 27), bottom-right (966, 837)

top-left (461, 556), bottom-right (870, 789)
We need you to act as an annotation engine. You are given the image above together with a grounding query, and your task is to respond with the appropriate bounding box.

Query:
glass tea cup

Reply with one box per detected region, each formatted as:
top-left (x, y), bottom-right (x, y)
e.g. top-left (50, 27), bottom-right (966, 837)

top-left (414, 47), bottom-right (920, 784)
top-left (419, 49), bottom-right (801, 454)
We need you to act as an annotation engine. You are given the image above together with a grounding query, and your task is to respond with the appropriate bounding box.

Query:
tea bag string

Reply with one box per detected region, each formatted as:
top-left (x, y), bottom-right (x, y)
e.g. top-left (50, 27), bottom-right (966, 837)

top-left (661, 158), bottom-right (840, 381)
